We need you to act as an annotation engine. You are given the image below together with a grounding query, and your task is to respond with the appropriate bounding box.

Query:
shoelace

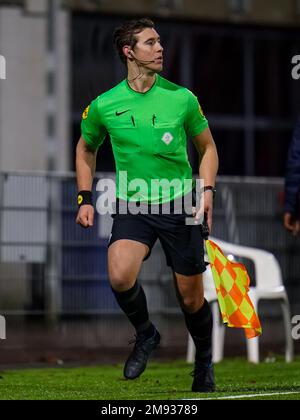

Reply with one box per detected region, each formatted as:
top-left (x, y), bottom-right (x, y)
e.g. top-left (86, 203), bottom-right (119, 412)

top-left (127, 334), bottom-right (151, 358)
top-left (128, 329), bottom-right (156, 346)
top-left (128, 333), bottom-right (154, 347)
top-left (128, 334), bottom-right (145, 346)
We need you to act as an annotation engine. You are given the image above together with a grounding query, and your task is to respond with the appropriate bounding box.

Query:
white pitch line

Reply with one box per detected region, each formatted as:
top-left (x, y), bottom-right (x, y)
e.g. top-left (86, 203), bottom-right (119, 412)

top-left (185, 391), bottom-right (300, 400)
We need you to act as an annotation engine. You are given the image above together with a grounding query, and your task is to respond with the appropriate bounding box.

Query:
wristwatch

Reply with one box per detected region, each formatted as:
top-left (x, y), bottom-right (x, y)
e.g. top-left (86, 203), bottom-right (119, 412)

top-left (202, 186), bottom-right (217, 199)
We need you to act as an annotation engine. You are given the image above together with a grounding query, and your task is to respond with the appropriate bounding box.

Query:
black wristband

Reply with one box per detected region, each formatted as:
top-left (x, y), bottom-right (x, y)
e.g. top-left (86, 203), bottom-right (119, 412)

top-left (77, 191), bottom-right (93, 207)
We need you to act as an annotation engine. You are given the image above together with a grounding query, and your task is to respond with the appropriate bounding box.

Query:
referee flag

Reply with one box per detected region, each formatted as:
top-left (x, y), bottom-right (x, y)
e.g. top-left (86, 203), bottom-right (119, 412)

top-left (206, 239), bottom-right (262, 339)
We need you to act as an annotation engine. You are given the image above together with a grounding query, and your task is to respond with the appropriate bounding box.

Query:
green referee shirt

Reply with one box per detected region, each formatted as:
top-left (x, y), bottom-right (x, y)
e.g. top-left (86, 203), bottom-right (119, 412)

top-left (81, 74), bottom-right (209, 204)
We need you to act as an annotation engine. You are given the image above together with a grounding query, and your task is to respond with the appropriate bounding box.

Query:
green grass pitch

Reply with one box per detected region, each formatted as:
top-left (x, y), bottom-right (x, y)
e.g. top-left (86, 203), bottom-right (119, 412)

top-left (0, 358), bottom-right (300, 400)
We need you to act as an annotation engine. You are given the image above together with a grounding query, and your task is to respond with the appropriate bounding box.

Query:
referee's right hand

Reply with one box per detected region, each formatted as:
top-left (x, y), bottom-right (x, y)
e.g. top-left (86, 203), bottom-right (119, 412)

top-left (76, 205), bottom-right (94, 228)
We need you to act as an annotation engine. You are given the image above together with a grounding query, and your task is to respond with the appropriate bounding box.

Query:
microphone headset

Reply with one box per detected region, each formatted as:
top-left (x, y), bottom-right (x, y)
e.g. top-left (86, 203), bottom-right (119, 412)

top-left (127, 49), bottom-right (159, 84)
top-left (128, 49), bottom-right (156, 64)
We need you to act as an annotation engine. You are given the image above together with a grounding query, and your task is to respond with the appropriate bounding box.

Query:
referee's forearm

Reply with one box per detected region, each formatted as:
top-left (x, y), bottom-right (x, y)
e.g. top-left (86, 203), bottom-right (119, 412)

top-left (199, 144), bottom-right (219, 187)
top-left (76, 138), bottom-right (97, 192)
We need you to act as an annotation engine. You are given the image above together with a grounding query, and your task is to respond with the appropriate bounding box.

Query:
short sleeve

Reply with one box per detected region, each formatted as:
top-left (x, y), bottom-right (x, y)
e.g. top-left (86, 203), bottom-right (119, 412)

top-left (184, 90), bottom-right (209, 137)
top-left (81, 98), bottom-right (107, 150)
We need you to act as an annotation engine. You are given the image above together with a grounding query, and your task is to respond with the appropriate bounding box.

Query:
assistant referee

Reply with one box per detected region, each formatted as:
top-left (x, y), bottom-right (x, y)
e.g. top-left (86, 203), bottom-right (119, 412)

top-left (76, 18), bottom-right (219, 393)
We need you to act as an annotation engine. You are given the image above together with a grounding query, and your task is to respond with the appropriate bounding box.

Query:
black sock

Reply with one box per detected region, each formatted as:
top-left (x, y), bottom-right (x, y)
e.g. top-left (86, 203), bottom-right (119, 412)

top-left (111, 282), bottom-right (153, 336)
top-left (183, 299), bottom-right (213, 363)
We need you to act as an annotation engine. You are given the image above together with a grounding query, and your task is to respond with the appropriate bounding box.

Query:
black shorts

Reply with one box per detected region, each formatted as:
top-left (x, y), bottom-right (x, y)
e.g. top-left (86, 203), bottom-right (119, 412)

top-left (108, 198), bottom-right (206, 276)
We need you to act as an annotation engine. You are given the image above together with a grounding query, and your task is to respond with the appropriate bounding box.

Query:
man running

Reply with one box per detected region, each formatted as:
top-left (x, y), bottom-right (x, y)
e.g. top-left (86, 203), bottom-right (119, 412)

top-left (284, 116), bottom-right (300, 236)
top-left (76, 18), bottom-right (219, 393)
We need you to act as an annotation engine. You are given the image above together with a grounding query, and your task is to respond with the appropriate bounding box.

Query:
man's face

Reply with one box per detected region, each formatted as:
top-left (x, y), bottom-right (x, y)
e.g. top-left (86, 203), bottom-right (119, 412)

top-left (132, 28), bottom-right (164, 72)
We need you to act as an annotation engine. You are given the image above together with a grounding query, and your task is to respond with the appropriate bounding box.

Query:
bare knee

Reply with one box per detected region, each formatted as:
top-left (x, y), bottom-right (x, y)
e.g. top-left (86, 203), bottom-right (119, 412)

top-left (181, 295), bottom-right (205, 314)
top-left (108, 264), bottom-right (135, 292)
top-left (174, 273), bottom-right (205, 313)
top-left (108, 240), bottom-right (147, 292)
top-left (110, 275), bottom-right (134, 292)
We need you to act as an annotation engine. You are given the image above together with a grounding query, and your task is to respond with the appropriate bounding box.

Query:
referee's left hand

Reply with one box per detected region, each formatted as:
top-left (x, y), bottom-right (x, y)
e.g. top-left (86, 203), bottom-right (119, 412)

top-left (193, 191), bottom-right (213, 234)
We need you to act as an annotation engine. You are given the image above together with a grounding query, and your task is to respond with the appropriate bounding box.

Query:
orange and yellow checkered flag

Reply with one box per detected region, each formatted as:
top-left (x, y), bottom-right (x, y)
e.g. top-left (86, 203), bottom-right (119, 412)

top-left (206, 240), bottom-right (262, 339)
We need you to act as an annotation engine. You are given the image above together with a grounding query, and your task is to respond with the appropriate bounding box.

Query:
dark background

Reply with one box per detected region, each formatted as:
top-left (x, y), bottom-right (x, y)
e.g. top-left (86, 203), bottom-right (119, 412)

top-left (72, 14), bottom-right (300, 177)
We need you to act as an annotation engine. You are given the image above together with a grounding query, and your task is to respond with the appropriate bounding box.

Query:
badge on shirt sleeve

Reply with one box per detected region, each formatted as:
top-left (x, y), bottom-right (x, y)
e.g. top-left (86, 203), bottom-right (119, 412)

top-left (82, 105), bottom-right (90, 120)
top-left (199, 104), bottom-right (205, 117)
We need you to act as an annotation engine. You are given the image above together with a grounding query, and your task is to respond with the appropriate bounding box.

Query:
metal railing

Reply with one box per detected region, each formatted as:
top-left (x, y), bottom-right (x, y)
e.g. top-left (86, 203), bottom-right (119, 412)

top-left (0, 172), bottom-right (299, 357)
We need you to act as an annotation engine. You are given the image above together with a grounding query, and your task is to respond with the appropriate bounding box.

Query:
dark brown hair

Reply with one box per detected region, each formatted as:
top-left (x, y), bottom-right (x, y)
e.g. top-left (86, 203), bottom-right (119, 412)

top-left (113, 18), bottom-right (155, 65)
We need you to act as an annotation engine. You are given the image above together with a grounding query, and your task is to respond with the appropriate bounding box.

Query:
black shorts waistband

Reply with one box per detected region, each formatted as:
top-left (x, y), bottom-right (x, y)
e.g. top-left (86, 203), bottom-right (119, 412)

top-left (114, 189), bottom-right (196, 215)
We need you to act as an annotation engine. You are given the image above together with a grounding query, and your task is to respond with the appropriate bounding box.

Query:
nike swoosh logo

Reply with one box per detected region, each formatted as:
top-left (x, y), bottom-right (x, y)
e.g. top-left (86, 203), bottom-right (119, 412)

top-left (116, 110), bottom-right (130, 116)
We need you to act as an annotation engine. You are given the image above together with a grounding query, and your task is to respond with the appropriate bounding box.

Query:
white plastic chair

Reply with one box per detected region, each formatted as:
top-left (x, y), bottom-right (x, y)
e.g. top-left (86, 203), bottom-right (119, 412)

top-left (187, 237), bottom-right (294, 364)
